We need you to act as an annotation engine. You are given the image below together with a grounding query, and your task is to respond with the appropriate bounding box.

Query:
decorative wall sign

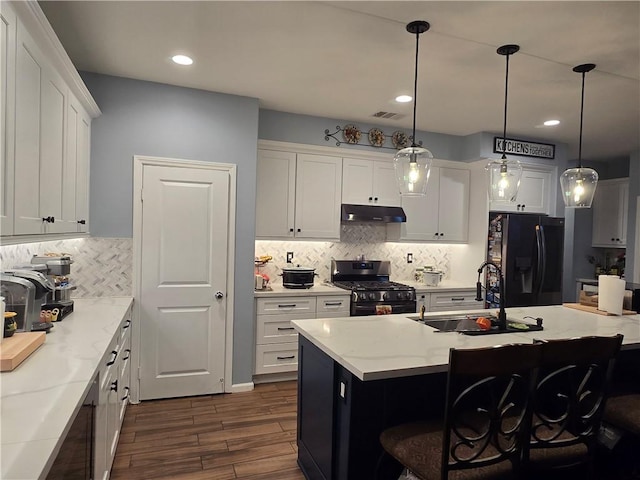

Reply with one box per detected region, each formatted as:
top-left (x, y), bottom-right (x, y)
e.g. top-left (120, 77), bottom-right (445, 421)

top-left (325, 125), bottom-right (421, 150)
top-left (493, 137), bottom-right (555, 159)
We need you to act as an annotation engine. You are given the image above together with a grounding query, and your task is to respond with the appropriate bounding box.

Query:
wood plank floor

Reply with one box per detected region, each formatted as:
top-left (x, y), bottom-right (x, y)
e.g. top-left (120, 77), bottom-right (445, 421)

top-left (110, 381), bottom-right (305, 480)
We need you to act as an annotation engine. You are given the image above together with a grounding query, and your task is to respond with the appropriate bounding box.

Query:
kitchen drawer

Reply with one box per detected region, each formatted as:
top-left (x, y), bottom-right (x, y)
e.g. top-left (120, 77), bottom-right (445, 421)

top-left (429, 290), bottom-right (480, 311)
top-left (256, 296), bottom-right (317, 315)
top-left (317, 295), bottom-right (350, 316)
top-left (256, 312), bottom-right (315, 344)
top-left (255, 343), bottom-right (299, 374)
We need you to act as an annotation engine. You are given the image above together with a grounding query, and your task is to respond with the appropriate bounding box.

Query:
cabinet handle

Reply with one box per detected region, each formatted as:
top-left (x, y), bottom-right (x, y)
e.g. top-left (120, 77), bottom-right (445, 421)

top-left (439, 233), bottom-right (445, 237)
top-left (611, 238), bottom-right (616, 241)
top-left (123, 349), bottom-right (131, 361)
top-left (297, 228), bottom-right (301, 233)
top-left (451, 297), bottom-right (465, 301)
top-left (522, 204), bottom-right (525, 210)
top-left (616, 238), bottom-right (620, 242)
top-left (110, 380), bottom-right (118, 392)
top-left (374, 197), bottom-right (378, 201)
top-left (123, 319), bottom-right (131, 329)
top-left (278, 304), bottom-right (297, 308)
top-left (289, 228), bottom-right (294, 232)
top-left (42, 216), bottom-right (55, 223)
top-left (276, 355), bottom-right (295, 360)
top-left (77, 219), bottom-right (86, 225)
top-left (106, 350), bottom-right (118, 366)
top-left (368, 196), bottom-right (373, 201)
top-left (324, 302), bottom-right (343, 306)
top-left (121, 386), bottom-right (130, 401)
top-left (434, 232), bottom-right (439, 237)
top-left (277, 327), bottom-right (295, 331)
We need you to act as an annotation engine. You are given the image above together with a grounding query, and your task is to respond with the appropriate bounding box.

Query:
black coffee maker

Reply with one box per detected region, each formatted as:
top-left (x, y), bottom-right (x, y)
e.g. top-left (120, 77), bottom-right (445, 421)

top-left (1, 270), bottom-right (54, 332)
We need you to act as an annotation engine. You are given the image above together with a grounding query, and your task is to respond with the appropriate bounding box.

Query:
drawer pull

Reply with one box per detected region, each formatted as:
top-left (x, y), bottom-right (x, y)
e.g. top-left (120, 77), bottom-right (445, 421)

top-left (277, 355), bottom-right (295, 360)
top-left (324, 302), bottom-right (343, 306)
top-left (123, 349), bottom-right (131, 361)
top-left (277, 327), bottom-right (295, 331)
top-left (277, 304), bottom-right (297, 308)
top-left (121, 386), bottom-right (130, 401)
top-left (110, 380), bottom-right (118, 392)
top-left (123, 319), bottom-right (131, 329)
top-left (106, 350), bottom-right (118, 366)
top-left (451, 297), bottom-right (465, 301)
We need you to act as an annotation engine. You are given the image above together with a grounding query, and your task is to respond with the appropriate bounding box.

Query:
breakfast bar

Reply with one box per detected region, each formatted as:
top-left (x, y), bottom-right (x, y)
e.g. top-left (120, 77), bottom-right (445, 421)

top-left (292, 306), bottom-right (640, 479)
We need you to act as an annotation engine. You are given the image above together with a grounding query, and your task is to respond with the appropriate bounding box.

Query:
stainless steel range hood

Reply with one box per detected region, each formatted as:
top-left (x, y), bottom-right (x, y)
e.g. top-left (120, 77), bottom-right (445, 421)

top-left (341, 204), bottom-right (407, 223)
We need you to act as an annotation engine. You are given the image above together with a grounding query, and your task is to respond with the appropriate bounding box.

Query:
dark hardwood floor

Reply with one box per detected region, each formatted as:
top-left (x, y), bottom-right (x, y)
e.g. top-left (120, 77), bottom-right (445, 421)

top-left (110, 381), bottom-right (305, 480)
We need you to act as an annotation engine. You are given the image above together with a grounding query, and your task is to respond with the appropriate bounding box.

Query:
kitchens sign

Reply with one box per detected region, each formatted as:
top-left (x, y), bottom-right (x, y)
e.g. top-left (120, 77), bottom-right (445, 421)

top-left (493, 137), bottom-right (555, 160)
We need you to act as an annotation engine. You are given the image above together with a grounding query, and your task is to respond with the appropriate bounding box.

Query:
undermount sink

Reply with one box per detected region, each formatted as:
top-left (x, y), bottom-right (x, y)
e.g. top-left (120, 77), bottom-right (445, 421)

top-left (407, 313), bottom-right (543, 335)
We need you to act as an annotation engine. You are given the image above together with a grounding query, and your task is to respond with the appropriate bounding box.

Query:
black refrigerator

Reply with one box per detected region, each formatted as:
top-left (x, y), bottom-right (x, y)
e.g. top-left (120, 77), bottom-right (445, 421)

top-left (486, 212), bottom-right (564, 308)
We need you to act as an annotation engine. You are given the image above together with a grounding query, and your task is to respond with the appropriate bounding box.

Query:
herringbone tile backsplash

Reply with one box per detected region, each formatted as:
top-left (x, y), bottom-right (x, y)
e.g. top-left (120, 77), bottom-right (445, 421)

top-left (256, 224), bottom-right (453, 284)
top-left (1, 238), bottom-right (133, 298)
top-left (0, 224), bottom-right (463, 297)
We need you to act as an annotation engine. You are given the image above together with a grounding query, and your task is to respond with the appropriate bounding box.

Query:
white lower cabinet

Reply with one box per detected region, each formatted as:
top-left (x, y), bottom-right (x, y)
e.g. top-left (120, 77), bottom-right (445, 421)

top-left (95, 309), bottom-right (132, 480)
top-left (415, 289), bottom-right (480, 313)
top-left (255, 294), bottom-right (349, 376)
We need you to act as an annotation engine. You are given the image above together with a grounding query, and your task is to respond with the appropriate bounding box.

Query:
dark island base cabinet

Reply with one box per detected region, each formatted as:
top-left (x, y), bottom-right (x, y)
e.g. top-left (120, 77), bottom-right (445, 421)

top-left (297, 336), bottom-right (447, 480)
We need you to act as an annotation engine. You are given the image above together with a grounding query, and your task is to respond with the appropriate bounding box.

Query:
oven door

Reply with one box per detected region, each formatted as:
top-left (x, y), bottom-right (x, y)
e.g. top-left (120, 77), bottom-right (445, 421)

top-left (351, 301), bottom-right (417, 316)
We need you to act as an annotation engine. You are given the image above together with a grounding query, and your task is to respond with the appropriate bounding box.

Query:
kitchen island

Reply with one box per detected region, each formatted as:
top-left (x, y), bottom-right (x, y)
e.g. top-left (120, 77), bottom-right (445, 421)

top-left (0, 297), bottom-right (133, 480)
top-left (292, 305), bottom-right (640, 480)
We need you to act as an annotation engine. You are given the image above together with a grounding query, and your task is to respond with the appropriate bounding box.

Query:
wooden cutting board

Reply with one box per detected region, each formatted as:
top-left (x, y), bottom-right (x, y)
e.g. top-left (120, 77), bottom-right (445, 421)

top-left (0, 332), bottom-right (46, 371)
top-left (563, 303), bottom-right (637, 316)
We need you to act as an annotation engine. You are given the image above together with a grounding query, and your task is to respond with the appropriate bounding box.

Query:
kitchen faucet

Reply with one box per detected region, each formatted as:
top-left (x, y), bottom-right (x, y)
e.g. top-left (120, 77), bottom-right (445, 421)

top-left (476, 261), bottom-right (507, 330)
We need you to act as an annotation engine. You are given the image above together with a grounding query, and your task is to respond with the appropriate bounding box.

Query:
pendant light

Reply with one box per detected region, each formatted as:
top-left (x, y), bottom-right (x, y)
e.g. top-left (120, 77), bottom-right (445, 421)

top-left (486, 45), bottom-right (523, 203)
top-left (394, 20), bottom-right (433, 196)
top-left (559, 64), bottom-right (599, 208)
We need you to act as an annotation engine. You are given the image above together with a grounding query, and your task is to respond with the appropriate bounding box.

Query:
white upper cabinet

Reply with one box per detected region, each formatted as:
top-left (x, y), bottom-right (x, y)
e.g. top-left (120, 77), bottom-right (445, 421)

top-left (490, 165), bottom-right (554, 215)
top-left (342, 157), bottom-right (400, 207)
top-left (393, 166), bottom-right (470, 242)
top-left (1, 4), bottom-right (17, 236)
top-left (592, 178), bottom-right (629, 247)
top-left (2, 1), bottom-right (99, 238)
top-left (256, 148), bottom-right (342, 240)
top-left (256, 149), bottom-right (296, 238)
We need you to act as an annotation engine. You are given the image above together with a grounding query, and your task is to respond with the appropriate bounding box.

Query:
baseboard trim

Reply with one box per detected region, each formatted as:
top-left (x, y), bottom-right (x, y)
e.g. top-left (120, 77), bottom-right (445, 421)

top-left (253, 372), bottom-right (297, 384)
top-left (229, 382), bottom-right (254, 393)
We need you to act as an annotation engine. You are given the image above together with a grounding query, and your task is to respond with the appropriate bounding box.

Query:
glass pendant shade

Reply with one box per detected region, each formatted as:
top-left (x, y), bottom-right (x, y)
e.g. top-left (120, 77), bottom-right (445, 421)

top-left (394, 146), bottom-right (433, 196)
top-left (486, 157), bottom-right (523, 202)
top-left (559, 167), bottom-right (598, 208)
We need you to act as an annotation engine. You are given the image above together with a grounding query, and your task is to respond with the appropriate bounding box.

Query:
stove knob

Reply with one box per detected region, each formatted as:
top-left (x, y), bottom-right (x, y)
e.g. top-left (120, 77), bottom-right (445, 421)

top-left (397, 292), bottom-right (404, 300)
top-left (359, 292), bottom-right (367, 301)
top-left (383, 292), bottom-right (389, 301)
top-left (369, 292), bottom-right (376, 300)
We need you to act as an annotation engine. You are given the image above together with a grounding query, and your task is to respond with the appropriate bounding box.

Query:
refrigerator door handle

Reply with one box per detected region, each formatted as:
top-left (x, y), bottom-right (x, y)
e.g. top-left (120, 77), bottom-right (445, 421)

top-left (535, 225), bottom-right (546, 294)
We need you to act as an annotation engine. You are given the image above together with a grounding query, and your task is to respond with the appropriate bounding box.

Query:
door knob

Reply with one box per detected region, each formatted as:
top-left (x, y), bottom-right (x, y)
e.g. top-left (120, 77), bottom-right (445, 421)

top-left (215, 291), bottom-right (224, 299)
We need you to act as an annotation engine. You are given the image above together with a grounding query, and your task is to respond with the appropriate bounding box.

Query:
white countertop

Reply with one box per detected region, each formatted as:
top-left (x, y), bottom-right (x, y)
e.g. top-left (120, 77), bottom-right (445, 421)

top-left (1, 297), bottom-right (134, 480)
top-left (292, 305), bottom-right (640, 382)
top-left (254, 280), bottom-right (476, 297)
top-left (254, 283), bottom-right (350, 297)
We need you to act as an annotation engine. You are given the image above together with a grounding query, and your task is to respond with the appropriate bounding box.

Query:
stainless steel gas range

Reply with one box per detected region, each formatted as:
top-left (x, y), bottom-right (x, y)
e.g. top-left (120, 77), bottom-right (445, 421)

top-left (330, 260), bottom-right (416, 316)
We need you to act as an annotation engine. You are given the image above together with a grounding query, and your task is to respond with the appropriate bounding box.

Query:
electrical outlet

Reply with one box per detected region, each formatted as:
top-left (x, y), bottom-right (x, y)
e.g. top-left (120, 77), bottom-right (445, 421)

top-left (407, 253), bottom-right (413, 264)
top-left (286, 252), bottom-right (294, 263)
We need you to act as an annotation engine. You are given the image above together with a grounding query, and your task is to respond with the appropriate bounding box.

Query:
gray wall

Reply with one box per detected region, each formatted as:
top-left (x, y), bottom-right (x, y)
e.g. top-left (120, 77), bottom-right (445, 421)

top-left (81, 72), bottom-right (259, 385)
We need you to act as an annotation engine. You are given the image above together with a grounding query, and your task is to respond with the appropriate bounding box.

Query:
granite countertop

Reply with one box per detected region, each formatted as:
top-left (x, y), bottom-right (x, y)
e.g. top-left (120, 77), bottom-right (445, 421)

top-left (292, 305), bottom-right (640, 382)
top-left (402, 280), bottom-right (477, 291)
top-left (1, 297), bottom-right (134, 480)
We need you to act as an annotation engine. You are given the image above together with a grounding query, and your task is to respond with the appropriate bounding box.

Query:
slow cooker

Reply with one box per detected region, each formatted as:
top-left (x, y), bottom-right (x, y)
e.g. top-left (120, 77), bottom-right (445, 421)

top-left (281, 266), bottom-right (317, 289)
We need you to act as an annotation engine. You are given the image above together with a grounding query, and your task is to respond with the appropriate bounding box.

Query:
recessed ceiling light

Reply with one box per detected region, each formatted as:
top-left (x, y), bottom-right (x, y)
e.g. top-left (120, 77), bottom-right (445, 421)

top-left (172, 55), bottom-right (193, 66)
top-left (395, 95), bottom-right (412, 103)
top-left (543, 119), bottom-right (560, 126)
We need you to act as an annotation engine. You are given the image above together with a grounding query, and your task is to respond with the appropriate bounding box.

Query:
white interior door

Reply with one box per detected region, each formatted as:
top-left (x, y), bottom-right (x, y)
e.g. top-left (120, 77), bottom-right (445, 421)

top-left (139, 164), bottom-right (229, 400)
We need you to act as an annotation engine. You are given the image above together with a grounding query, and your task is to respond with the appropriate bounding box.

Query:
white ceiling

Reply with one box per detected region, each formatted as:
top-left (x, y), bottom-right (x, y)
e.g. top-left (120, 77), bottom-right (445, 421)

top-left (39, 1), bottom-right (640, 162)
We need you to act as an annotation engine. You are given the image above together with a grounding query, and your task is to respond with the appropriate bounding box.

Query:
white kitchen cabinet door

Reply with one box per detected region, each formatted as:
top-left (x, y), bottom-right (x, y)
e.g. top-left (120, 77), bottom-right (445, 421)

top-left (14, 20), bottom-right (45, 234)
top-left (1, 3), bottom-right (16, 236)
top-left (342, 157), bottom-right (400, 207)
top-left (294, 153), bottom-right (342, 239)
top-left (255, 149), bottom-right (296, 238)
top-left (66, 95), bottom-right (91, 233)
top-left (372, 161), bottom-right (401, 207)
top-left (39, 63), bottom-right (67, 233)
top-left (398, 166), bottom-right (470, 242)
top-left (399, 168), bottom-right (441, 241)
top-left (437, 167), bottom-right (470, 242)
top-left (592, 178), bottom-right (628, 247)
top-left (490, 166), bottom-right (552, 214)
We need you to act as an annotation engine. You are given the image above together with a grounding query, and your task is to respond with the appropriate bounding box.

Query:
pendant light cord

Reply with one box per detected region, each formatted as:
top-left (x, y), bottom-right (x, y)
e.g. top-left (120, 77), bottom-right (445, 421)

top-left (578, 71), bottom-right (585, 168)
top-left (411, 30), bottom-right (420, 147)
top-left (502, 53), bottom-right (510, 159)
